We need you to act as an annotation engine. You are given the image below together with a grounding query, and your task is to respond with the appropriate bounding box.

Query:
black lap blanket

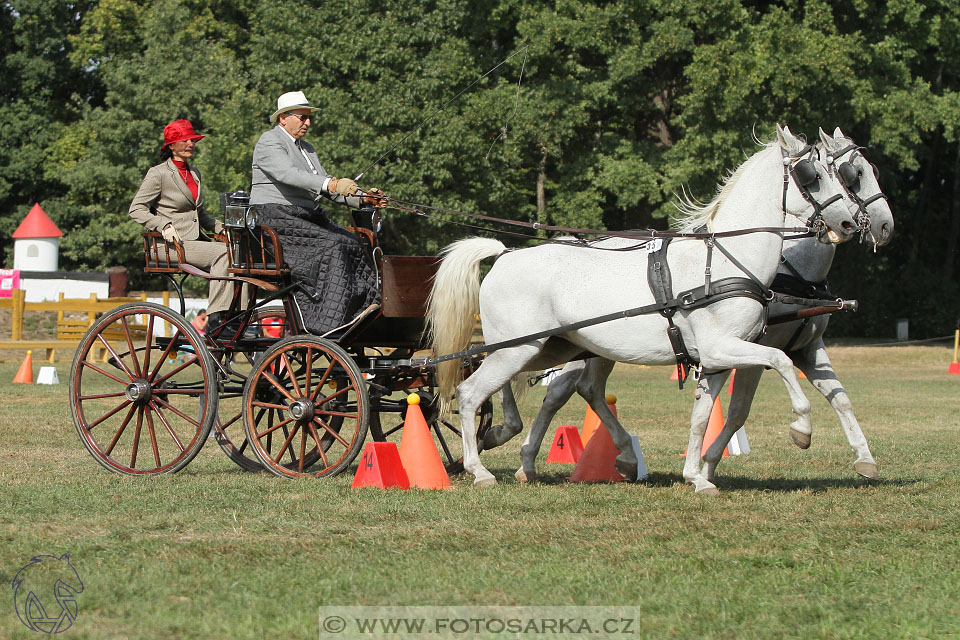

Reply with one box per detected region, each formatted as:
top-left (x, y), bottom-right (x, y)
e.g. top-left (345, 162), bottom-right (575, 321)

top-left (254, 203), bottom-right (379, 334)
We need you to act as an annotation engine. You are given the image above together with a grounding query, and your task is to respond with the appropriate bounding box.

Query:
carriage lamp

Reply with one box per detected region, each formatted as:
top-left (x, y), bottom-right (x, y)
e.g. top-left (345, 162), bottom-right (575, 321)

top-left (220, 190), bottom-right (253, 269)
top-left (220, 190), bottom-right (250, 228)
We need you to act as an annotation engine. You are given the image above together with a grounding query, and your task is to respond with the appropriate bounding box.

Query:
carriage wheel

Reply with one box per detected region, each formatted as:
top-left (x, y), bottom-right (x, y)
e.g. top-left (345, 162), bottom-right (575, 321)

top-left (369, 392), bottom-right (493, 475)
top-left (242, 336), bottom-right (368, 478)
top-left (214, 307), bottom-right (297, 472)
top-left (69, 303), bottom-right (217, 476)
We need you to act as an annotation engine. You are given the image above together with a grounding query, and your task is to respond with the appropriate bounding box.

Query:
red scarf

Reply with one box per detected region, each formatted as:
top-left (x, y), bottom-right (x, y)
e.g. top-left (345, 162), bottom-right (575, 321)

top-left (172, 159), bottom-right (198, 201)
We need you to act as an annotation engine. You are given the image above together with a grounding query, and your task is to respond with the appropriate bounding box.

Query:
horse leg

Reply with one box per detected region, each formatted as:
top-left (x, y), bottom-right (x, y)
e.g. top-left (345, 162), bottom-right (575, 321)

top-left (574, 359), bottom-right (638, 479)
top-left (793, 339), bottom-right (878, 480)
top-left (693, 338), bottom-right (812, 490)
top-left (457, 344), bottom-right (544, 487)
top-left (701, 367), bottom-right (760, 484)
top-left (515, 360), bottom-right (586, 482)
top-left (482, 382), bottom-right (524, 452)
top-left (683, 376), bottom-right (722, 494)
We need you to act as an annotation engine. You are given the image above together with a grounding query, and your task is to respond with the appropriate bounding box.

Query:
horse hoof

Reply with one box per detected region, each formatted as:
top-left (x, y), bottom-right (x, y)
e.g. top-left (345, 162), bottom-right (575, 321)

top-left (854, 461), bottom-right (879, 481)
top-left (615, 459), bottom-right (638, 481)
top-left (473, 475), bottom-right (496, 488)
top-left (689, 476), bottom-right (719, 495)
top-left (790, 428), bottom-right (812, 449)
top-left (514, 468), bottom-right (537, 483)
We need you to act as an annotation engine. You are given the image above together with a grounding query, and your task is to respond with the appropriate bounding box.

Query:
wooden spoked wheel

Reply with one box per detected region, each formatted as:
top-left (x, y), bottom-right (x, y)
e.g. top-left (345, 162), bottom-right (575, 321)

top-left (213, 307), bottom-right (293, 472)
top-left (369, 391), bottom-right (493, 474)
top-left (242, 336), bottom-right (368, 478)
top-left (69, 303), bottom-right (217, 475)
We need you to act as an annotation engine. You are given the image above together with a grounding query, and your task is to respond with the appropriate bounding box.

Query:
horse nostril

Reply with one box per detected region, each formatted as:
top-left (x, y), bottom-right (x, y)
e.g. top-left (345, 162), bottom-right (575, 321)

top-left (881, 223), bottom-right (893, 240)
top-left (842, 221), bottom-right (855, 232)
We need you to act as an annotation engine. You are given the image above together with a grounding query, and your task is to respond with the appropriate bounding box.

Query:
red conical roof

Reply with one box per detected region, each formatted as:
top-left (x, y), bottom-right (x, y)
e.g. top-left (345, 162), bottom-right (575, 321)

top-left (12, 203), bottom-right (63, 239)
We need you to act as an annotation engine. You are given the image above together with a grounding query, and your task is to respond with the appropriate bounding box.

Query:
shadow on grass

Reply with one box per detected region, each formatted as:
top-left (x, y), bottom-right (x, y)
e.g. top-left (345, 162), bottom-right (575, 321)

top-left (483, 467), bottom-right (922, 493)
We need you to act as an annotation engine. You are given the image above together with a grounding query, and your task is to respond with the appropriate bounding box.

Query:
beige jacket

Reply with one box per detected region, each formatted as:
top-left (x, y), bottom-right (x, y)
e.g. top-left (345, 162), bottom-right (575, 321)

top-left (129, 159), bottom-right (221, 239)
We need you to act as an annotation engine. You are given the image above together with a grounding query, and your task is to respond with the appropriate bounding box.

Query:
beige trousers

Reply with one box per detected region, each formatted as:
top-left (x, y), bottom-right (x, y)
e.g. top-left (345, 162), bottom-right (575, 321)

top-left (180, 240), bottom-right (235, 314)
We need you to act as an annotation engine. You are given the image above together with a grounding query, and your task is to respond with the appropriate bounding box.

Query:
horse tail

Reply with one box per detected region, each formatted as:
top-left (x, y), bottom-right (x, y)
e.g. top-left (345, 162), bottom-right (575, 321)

top-left (426, 237), bottom-right (506, 415)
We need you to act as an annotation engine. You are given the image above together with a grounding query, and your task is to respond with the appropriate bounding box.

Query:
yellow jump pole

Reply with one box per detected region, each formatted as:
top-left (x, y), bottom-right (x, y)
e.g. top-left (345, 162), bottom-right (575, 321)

top-left (950, 324), bottom-right (960, 375)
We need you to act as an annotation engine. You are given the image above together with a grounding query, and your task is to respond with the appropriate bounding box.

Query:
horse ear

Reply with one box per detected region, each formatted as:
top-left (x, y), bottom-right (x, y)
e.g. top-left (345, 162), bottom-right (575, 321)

top-left (776, 123), bottom-right (788, 146)
top-left (833, 126), bottom-right (844, 139)
top-left (777, 124), bottom-right (800, 151)
top-left (819, 127), bottom-right (834, 147)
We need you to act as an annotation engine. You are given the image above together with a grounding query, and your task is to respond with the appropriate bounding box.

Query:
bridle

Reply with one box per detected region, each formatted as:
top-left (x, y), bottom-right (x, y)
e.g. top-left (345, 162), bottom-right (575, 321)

top-left (818, 142), bottom-right (887, 241)
top-left (781, 144), bottom-right (844, 240)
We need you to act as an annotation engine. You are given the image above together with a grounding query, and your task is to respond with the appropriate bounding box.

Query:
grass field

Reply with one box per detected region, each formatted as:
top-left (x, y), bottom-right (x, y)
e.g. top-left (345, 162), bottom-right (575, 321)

top-left (2, 345), bottom-right (959, 639)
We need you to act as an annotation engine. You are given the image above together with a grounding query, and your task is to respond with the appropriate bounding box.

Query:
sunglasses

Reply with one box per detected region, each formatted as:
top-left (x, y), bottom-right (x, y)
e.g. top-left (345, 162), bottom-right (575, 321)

top-left (285, 112), bottom-right (312, 122)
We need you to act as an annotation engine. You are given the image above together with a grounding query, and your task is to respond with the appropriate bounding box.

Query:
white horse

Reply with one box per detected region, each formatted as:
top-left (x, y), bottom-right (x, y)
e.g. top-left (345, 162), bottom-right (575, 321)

top-left (425, 125), bottom-right (858, 491)
top-left (497, 127), bottom-right (894, 488)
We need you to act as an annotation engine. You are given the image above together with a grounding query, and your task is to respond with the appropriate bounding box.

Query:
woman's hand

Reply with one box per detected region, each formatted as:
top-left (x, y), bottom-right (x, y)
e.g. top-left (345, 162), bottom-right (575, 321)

top-left (161, 224), bottom-right (182, 244)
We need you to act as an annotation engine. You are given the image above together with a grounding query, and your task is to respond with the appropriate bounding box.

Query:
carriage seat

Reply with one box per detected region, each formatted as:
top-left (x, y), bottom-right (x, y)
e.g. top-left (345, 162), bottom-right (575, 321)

top-left (142, 231), bottom-right (185, 273)
top-left (141, 230), bottom-right (282, 292)
top-left (224, 224), bottom-right (290, 280)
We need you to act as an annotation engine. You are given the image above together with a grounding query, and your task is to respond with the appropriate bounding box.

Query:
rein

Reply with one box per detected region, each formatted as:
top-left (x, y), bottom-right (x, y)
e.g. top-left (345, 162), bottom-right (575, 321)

top-left (381, 196), bottom-right (812, 242)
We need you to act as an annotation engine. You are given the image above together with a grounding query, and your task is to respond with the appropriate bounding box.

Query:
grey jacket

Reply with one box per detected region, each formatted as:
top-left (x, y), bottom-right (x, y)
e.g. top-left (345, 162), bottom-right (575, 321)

top-left (129, 159), bottom-right (221, 240)
top-left (250, 126), bottom-right (363, 210)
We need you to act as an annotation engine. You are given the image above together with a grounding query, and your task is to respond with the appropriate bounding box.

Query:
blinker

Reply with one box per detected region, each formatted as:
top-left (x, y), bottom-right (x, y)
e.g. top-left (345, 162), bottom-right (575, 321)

top-left (793, 159), bottom-right (818, 187)
top-left (838, 162), bottom-right (860, 189)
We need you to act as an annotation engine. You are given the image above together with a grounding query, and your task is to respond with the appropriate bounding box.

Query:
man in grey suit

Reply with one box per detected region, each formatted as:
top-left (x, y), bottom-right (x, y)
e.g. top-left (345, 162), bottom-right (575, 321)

top-left (250, 91), bottom-right (383, 334)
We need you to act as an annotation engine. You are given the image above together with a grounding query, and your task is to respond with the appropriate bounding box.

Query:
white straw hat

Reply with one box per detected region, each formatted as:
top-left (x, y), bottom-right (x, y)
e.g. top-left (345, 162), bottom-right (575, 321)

top-left (270, 91), bottom-right (321, 123)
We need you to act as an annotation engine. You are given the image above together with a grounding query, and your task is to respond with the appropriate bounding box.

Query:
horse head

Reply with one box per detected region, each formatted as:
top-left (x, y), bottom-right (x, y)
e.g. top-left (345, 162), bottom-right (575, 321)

top-left (819, 126), bottom-right (894, 248)
top-left (777, 124), bottom-right (858, 245)
top-left (12, 553), bottom-right (84, 633)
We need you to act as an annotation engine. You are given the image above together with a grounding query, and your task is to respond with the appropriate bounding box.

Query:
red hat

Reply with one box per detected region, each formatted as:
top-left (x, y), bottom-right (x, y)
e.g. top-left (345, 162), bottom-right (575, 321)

top-left (162, 119), bottom-right (204, 148)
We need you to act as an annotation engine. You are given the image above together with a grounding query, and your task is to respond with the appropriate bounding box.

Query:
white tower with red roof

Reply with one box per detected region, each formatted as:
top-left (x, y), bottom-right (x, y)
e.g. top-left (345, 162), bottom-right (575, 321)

top-left (12, 203), bottom-right (63, 272)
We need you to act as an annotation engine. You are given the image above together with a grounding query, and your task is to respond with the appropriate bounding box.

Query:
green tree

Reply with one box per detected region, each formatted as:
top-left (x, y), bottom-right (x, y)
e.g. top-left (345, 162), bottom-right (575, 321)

top-left (0, 1), bottom-right (100, 266)
top-left (50, 0), bottom-right (252, 289)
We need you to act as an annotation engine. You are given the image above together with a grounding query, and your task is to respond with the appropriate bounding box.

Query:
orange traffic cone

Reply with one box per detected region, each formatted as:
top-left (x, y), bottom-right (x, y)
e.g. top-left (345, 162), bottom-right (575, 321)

top-left (545, 425), bottom-right (583, 464)
top-left (728, 369), bottom-right (736, 395)
top-left (352, 441), bottom-right (410, 490)
top-left (398, 394), bottom-right (452, 490)
top-left (669, 367), bottom-right (687, 382)
top-left (568, 421), bottom-right (626, 483)
top-left (581, 394), bottom-right (618, 445)
top-left (680, 396), bottom-right (729, 458)
top-left (13, 350), bottom-right (33, 384)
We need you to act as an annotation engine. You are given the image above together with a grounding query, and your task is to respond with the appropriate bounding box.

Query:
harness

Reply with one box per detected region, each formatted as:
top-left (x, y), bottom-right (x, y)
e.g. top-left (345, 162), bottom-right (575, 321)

top-left (647, 237), bottom-right (770, 384)
top-left (782, 144), bottom-right (844, 237)
top-left (769, 255), bottom-right (830, 353)
top-left (820, 143), bottom-right (888, 242)
top-left (413, 146), bottom-right (848, 383)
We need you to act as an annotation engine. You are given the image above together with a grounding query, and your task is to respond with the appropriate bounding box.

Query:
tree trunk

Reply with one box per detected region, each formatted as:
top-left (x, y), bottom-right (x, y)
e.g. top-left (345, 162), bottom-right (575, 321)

top-left (537, 143), bottom-right (547, 228)
top-left (943, 141), bottom-right (960, 281)
top-left (911, 126), bottom-right (941, 263)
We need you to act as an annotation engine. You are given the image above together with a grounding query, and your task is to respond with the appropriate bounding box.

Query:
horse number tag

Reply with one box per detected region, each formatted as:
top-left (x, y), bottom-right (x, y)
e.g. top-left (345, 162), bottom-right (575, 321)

top-left (646, 239), bottom-right (663, 253)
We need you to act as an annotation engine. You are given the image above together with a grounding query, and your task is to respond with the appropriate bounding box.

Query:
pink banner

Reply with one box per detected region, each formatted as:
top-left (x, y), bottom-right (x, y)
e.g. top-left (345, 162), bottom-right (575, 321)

top-left (0, 268), bottom-right (19, 297)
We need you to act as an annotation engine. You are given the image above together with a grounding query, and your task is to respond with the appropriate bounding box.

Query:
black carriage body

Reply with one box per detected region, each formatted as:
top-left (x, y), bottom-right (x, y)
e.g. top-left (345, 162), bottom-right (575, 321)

top-left (70, 192), bottom-right (488, 479)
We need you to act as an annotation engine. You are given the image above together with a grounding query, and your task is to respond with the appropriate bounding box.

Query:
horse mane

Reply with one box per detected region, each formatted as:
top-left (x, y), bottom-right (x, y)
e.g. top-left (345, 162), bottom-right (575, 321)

top-left (671, 132), bottom-right (797, 233)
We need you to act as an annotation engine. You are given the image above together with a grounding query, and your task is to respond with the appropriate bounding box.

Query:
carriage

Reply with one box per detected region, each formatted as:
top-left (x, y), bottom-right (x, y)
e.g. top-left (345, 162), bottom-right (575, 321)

top-left (68, 191), bottom-right (491, 479)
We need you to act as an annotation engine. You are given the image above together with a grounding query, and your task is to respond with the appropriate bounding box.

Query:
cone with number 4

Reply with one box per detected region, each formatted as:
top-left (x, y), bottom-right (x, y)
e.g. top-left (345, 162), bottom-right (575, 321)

top-left (546, 425), bottom-right (583, 464)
